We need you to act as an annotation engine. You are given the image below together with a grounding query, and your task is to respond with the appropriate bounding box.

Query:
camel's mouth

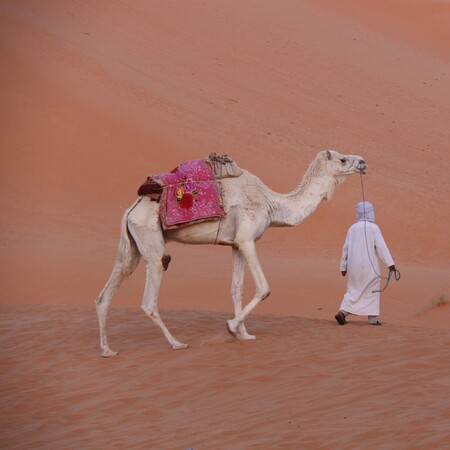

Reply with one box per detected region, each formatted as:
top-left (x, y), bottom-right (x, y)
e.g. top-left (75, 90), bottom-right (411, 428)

top-left (357, 160), bottom-right (367, 175)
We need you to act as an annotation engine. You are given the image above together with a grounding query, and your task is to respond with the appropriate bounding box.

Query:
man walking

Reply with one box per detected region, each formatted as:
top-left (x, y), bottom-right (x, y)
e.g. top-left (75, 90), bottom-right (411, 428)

top-left (335, 201), bottom-right (396, 326)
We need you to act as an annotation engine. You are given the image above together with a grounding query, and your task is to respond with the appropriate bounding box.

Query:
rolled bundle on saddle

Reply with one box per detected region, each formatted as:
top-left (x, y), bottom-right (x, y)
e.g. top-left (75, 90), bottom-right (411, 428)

top-left (137, 153), bottom-right (242, 230)
top-left (207, 153), bottom-right (242, 178)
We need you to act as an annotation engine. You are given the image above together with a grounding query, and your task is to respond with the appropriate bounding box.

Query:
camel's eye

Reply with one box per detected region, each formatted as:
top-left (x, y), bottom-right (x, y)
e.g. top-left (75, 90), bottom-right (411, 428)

top-left (340, 158), bottom-right (346, 165)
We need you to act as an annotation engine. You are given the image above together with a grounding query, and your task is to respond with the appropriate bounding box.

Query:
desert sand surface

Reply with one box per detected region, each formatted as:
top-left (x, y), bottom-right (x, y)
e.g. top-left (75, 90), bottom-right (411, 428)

top-left (1, 0), bottom-right (449, 449)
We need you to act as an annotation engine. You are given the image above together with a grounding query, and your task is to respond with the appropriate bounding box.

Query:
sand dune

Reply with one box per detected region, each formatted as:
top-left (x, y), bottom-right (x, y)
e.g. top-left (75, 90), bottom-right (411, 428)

top-left (1, 305), bottom-right (450, 449)
top-left (1, 0), bottom-right (449, 448)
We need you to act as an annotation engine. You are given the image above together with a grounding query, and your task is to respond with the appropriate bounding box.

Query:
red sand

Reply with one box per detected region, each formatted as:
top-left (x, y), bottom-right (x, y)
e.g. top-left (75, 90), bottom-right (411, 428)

top-left (1, 1), bottom-right (449, 448)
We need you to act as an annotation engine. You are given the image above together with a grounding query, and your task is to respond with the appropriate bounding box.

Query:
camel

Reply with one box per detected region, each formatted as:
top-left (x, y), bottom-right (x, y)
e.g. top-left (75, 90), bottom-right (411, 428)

top-left (95, 150), bottom-right (366, 356)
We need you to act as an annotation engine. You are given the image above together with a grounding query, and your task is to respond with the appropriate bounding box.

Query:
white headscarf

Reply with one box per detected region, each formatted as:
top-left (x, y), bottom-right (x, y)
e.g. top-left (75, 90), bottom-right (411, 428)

top-left (355, 201), bottom-right (375, 223)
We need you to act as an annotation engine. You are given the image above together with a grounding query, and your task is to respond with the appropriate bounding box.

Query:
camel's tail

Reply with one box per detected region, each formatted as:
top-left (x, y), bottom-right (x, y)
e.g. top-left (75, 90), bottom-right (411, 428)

top-left (117, 198), bottom-right (142, 278)
top-left (95, 199), bottom-right (141, 308)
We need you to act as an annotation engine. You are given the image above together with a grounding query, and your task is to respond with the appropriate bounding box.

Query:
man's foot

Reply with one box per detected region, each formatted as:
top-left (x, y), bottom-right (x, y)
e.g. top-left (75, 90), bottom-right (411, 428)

top-left (335, 312), bottom-right (347, 325)
top-left (369, 321), bottom-right (382, 326)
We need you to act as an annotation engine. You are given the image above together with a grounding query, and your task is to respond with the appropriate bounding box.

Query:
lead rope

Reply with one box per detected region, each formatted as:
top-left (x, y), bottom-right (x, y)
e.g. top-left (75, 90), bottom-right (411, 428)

top-left (359, 173), bottom-right (400, 293)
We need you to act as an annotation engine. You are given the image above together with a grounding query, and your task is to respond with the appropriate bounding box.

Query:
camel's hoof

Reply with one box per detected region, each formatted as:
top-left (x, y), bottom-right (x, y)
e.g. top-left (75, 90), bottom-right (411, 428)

top-left (172, 342), bottom-right (189, 350)
top-left (226, 319), bottom-right (239, 338)
top-left (237, 332), bottom-right (256, 340)
top-left (101, 348), bottom-right (118, 358)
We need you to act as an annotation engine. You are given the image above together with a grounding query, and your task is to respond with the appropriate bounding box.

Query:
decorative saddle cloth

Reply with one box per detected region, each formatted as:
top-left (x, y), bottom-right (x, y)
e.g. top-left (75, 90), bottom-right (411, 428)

top-left (137, 154), bottom-right (242, 230)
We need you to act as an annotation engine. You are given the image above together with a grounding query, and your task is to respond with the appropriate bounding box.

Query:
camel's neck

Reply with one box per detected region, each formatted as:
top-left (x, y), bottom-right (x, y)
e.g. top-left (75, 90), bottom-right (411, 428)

top-left (269, 167), bottom-right (338, 227)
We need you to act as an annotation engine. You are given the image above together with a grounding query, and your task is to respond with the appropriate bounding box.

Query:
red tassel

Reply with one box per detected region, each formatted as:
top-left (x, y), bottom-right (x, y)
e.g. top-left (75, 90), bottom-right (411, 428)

top-left (179, 193), bottom-right (194, 209)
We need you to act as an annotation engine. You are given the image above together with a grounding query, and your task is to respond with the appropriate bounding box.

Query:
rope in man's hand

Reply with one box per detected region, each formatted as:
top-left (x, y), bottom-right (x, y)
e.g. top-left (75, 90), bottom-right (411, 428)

top-left (372, 265), bottom-right (401, 293)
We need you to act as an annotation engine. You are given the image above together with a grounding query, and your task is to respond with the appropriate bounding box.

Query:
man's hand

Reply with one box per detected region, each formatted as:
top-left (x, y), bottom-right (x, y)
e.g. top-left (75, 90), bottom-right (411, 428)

top-left (388, 265), bottom-right (396, 272)
top-left (341, 271), bottom-right (347, 276)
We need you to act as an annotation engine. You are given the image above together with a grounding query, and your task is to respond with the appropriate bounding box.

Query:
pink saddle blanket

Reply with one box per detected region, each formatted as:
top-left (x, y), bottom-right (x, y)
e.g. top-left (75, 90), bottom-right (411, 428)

top-left (138, 158), bottom-right (226, 230)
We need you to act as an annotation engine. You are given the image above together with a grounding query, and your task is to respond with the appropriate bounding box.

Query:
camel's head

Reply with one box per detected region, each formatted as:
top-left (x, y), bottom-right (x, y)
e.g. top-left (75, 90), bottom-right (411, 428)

top-left (321, 150), bottom-right (367, 177)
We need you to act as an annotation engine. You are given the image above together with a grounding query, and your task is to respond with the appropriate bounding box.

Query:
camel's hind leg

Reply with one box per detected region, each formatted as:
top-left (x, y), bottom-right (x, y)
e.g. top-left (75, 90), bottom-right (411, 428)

top-left (229, 248), bottom-right (255, 340)
top-left (95, 206), bottom-right (141, 357)
top-left (95, 262), bottom-right (128, 357)
top-left (128, 199), bottom-right (188, 350)
top-left (140, 261), bottom-right (188, 350)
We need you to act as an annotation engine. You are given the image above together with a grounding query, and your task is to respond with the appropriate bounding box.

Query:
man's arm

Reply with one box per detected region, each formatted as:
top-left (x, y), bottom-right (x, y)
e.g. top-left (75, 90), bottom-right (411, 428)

top-left (340, 233), bottom-right (349, 276)
top-left (374, 226), bottom-right (395, 268)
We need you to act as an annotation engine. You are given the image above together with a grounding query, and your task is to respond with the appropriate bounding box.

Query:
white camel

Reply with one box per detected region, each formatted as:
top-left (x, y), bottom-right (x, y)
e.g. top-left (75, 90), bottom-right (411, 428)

top-left (95, 150), bottom-right (366, 356)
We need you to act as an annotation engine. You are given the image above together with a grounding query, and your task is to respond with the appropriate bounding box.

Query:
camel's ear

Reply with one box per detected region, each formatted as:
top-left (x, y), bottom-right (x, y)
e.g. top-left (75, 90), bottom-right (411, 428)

top-left (325, 150), bottom-right (332, 160)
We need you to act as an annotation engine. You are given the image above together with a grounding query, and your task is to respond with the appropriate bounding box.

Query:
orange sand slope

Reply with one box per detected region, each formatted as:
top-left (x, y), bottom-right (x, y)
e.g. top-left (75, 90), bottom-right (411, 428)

top-left (0, 0), bottom-right (450, 448)
top-left (1, 305), bottom-right (450, 450)
top-left (1, 0), bottom-right (449, 320)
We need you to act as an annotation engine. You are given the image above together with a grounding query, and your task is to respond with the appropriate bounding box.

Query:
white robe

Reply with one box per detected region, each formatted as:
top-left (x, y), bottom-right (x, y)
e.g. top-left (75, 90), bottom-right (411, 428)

top-left (339, 221), bottom-right (394, 316)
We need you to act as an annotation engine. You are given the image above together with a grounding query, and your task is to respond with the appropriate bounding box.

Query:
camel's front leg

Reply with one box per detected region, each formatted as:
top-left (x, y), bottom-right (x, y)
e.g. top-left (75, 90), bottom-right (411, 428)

top-left (227, 241), bottom-right (270, 338)
top-left (228, 248), bottom-right (255, 340)
top-left (141, 262), bottom-right (189, 350)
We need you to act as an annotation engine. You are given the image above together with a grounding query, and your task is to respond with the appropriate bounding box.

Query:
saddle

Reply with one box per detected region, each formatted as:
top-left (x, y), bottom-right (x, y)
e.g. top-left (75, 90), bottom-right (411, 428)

top-left (137, 153), bottom-right (242, 230)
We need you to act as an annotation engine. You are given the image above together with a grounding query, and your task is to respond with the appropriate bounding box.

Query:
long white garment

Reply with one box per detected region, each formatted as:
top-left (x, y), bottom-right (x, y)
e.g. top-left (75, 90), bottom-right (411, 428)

top-left (339, 205), bottom-right (394, 316)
